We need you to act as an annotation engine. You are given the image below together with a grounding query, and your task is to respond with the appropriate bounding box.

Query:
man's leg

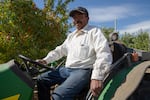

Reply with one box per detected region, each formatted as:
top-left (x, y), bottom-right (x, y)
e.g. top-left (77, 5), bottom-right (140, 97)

top-left (37, 67), bottom-right (67, 100)
top-left (52, 69), bottom-right (92, 100)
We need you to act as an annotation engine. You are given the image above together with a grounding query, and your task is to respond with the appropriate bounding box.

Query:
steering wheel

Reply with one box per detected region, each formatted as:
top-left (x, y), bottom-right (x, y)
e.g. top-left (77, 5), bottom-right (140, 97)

top-left (18, 54), bottom-right (54, 76)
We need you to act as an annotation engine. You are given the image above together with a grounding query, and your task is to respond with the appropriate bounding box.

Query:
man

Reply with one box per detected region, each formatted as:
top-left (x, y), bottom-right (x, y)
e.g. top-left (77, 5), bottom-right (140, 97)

top-left (37, 7), bottom-right (112, 100)
top-left (109, 32), bottom-right (127, 63)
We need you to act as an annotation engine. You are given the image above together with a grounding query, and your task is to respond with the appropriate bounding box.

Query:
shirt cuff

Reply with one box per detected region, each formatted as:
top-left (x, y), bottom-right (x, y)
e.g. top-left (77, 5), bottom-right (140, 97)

top-left (91, 69), bottom-right (104, 80)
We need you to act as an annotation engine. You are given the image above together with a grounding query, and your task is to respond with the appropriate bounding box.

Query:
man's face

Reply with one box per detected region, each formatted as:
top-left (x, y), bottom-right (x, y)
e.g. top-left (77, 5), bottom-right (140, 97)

top-left (72, 12), bottom-right (89, 30)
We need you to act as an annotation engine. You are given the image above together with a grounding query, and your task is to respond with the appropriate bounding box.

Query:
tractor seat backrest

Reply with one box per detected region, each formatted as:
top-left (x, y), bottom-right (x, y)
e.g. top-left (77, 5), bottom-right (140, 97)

top-left (109, 42), bottom-right (127, 64)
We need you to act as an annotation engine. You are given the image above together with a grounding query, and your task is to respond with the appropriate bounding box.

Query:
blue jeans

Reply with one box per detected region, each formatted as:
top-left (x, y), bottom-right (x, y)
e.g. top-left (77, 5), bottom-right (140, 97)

top-left (37, 67), bottom-right (92, 100)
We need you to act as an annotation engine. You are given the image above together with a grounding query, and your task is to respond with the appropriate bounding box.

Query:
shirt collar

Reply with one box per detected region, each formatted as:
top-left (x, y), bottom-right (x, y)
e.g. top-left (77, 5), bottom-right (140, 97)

top-left (74, 24), bottom-right (89, 34)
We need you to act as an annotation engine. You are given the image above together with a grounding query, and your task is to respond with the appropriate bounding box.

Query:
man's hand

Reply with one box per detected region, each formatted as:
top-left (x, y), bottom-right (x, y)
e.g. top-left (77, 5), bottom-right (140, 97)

top-left (36, 59), bottom-right (47, 65)
top-left (90, 79), bottom-right (103, 97)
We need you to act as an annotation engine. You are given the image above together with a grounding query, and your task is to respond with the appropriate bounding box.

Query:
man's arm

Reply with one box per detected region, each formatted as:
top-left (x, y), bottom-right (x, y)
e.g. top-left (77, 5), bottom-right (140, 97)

top-left (36, 38), bottom-right (68, 65)
top-left (90, 27), bottom-right (112, 96)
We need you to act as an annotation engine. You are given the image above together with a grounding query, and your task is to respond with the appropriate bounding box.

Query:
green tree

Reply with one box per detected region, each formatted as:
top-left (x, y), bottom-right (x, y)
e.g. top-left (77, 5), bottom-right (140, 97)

top-left (101, 27), bottom-right (114, 40)
top-left (121, 31), bottom-right (149, 51)
top-left (0, 0), bottom-right (73, 63)
top-left (101, 27), bottom-right (150, 51)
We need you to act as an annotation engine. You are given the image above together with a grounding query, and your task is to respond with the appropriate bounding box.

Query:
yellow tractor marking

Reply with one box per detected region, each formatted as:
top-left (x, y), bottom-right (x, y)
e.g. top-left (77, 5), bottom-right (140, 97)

top-left (2, 94), bottom-right (20, 100)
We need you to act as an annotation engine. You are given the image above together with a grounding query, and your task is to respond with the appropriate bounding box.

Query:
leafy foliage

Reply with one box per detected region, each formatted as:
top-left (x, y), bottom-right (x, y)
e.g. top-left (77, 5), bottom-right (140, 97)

top-left (0, 0), bottom-right (73, 63)
top-left (101, 27), bottom-right (150, 51)
top-left (121, 31), bottom-right (150, 51)
top-left (101, 27), bottom-right (114, 40)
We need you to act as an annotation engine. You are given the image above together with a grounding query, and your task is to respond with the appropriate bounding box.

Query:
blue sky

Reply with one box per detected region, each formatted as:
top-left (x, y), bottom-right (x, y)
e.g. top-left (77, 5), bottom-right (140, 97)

top-left (34, 0), bottom-right (150, 35)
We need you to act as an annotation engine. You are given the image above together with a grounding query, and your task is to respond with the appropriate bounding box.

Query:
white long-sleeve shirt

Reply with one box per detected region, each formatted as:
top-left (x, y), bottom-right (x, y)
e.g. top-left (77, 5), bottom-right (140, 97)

top-left (43, 24), bottom-right (112, 80)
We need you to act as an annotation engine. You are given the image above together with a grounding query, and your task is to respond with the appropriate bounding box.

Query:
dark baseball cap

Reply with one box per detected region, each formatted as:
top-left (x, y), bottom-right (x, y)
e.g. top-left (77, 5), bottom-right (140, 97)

top-left (69, 7), bottom-right (89, 17)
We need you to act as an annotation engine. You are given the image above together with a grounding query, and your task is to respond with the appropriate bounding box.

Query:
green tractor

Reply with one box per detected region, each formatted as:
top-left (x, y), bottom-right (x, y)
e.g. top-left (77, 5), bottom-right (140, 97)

top-left (93, 50), bottom-right (150, 100)
top-left (0, 48), bottom-right (150, 100)
top-left (0, 59), bottom-right (34, 100)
